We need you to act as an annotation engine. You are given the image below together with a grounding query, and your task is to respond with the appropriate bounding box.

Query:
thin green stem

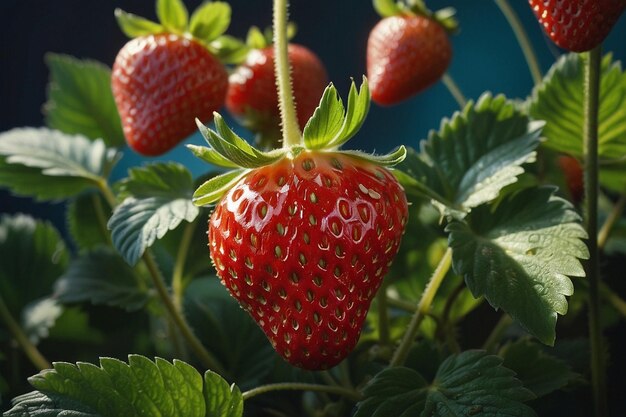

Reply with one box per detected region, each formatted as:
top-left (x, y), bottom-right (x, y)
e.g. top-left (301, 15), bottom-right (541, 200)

top-left (494, 0), bottom-right (543, 85)
top-left (583, 46), bottom-right (606, 417)
top-left (142, 252), bottom-right (225, 375)
top-left (96, 178), bottom-right (117, 208)
top-left (242, 382), bottom-right (362, 402)
top-left (598, 188), bottom-right (626, 250)
top-left (441, 73), bottom-right (467, 108)
top-left (377, 285), bottom-right (391, 346)
top-left (91, 193), bottom-right (113, 245)
top-left (482, 313), bottom-right (513, 353)
top-left (172, 221), bottom-right (196, 312)
top-left (386, 296), bottom-right (417, 313)
top-left (0, 295), bottom-right (51, 371)
top-left (273, 0), bottom-right (301, 147)
top-left (390, 248), bottom-right (452, 367)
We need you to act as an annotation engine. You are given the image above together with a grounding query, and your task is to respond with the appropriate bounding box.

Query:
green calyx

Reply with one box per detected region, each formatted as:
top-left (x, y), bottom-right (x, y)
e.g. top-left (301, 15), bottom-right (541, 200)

top-left (115, 0), bottom-right (247, 63)
top-left (189, 77), bottom-right (407, 206)
top-left (372, 0), bottom-right (459, 33)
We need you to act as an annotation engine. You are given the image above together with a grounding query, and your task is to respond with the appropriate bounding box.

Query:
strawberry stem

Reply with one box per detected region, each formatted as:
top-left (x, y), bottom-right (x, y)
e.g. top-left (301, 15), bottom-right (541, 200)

top-left (583, 45), bottom-right (606, 417)
top-left (494, 0), bottom-right (542, 85)
top-left (172, 220), bottom-right (196, 312)
top-left (390, 248), bottom-right (452, 367)
top-left (273, 0), bottom-right (302, 148)
top-left (481, 313), bottom-right (513, 353)
top-left (0, 295), bottom-right (51, 371)
top-left (598, 187), bottom-right (626, 249)
top-left (441, 73), bottom-right (467, 108)
top-left (242, 382), bottom-right (363, 402)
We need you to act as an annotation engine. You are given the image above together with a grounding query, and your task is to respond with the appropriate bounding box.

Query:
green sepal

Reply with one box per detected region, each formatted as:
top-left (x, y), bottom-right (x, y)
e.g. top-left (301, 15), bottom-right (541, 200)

top-left (246, 26), bottom-right (268, 50)
top-left (209, 35), bottom-right (250, 65)
top-left (373, 0), bottom-right (403, 17)
top-left (114, 9), bottom-right (164, 38)
top-left (193, 169), bottom-right (248, 206)
top-left (328, 76), bottom-right (371, 148)
top-left (341, 146), bottom-right (407, 167)
top-left (189, 1), bottom-right (231, 43)
top-left (186, 144), bottom-right (239, 169)
top-left (156, 0), bottom-right (189, 34)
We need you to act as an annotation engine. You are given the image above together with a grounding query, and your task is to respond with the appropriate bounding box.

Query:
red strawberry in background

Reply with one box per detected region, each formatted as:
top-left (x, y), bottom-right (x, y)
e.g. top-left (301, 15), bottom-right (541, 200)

top-left (529, 0), bottom-right (625, 52)
top-left (366, 0), bottom-right (457, 106)
top-left (111, 1), bottom-right (233, 156)
top-left (558, 155), bottom-right (584, 204)
top-left (226, 27), bottom-right (328, 148)
top-left (191, 79), bottom-right (408, 369)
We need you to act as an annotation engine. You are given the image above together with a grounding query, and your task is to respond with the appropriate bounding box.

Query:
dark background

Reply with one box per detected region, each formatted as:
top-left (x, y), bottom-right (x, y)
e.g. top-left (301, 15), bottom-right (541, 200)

top-left (1, 0), bottom-right (626, 414)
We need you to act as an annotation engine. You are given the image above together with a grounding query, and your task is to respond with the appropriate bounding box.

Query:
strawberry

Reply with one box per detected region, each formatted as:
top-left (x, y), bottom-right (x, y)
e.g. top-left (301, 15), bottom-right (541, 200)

top-left (190, 78), bottom-right (408, 369)
top-left (366, 2), bottom-right (456, 106)
top-left (226, 34), bottom-right (327, 146)
top-left (529, 0), bottom-right (625, 52)
top-left (557, 155), bottom-right (584, 204)
top-left (111, 2), bottom-right (233, 156)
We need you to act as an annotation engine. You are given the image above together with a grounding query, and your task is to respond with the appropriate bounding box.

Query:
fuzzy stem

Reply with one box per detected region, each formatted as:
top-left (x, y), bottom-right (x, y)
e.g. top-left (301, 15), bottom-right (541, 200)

top-left (172, 221), bottom-right (195, 312)
top-left (441, 73), bottom-right (467, 108)
top-left (482, 313), bottom-right (513, 353)
top-left (273, 0), bottom-right (301, 147)
top-left (494, 0), bottom-right (543, 85)
top-left (390, 248), bottom-right (452, 367)
top-left (142, 252), bottom-right (225, 375)
top-left (598, 188), bottom-right (626, 250)
top-left (242, 382), bottom-right (362, 402)
top-left (584, 46), bottom-right (606, 417)
top-left (0, 295), bottom-right (51, 371)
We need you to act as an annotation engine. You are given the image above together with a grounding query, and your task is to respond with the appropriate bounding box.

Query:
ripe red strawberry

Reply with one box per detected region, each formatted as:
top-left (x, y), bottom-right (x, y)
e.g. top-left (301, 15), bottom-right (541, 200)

top-left (226, 44), bottom-right (327, 138)
top-left (557, 155), bottom-right (584, 204)
top-left (367, 14), bottom-right (452, 105)
top-left (112, 34), bottom-right (228, 156)
top-left (529, 0), bottom-right (625, 52)
top-left (208, 152), bottom-right (408, 369)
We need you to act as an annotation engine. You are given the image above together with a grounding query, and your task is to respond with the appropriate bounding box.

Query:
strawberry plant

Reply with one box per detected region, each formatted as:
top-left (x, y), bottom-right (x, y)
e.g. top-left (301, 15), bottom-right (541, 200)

top-left (1, 0), bottom-right (626, 416)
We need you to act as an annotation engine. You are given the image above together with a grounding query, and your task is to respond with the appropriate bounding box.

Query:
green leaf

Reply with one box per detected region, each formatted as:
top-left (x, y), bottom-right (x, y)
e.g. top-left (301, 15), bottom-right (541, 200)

top-left (373, 0), bottom-right (403, 17)
top-left (189, 1), bottom-right (231, 42)
top-left (500, 339), bottom-right (579, 398)
top-left (303, 83), bottom-right (345, 149)
top-left (67, 192), bottom-right (112, 250)
top-left (0, 128), bottom-right (120, 201)
top-left (209, 35), bottom-right (250, 65)
top-left (355, 350), bottom-right (536, 417)
top-left (54, 248), bottom-right (150, 312)
top-left (108, 163), bottom-right (199, 265)
top-left (0, 214), bottom-right (69, 316)
top-left (44, 54), bottom-right (125, 147)
top-left (156, 0), bottom-right (188, 33)
top-left (203, 370), bottom-right (243, 417)
top-left (192, 169), bottom-right (248, 206)
top-left (529, 53), bottom-right (626, 191)
top-left (21, 298), bottom-right (64, 344)
top-left (114, 9), bottom-right (164, 38)
top-left (396, 94), bottom-right (541, 217)
top-left (47, 307), bottom-right (105, 345)
top-left (185, 278), bottom-right (275, 389)
top-left (327, 77), bottom-right (371, 149)
top-left (186, 144), bottom-right (240, 169)
top-left (4, 356), bottom-right (241, 417)
top-left (447, 187), bottom-right (589, 345)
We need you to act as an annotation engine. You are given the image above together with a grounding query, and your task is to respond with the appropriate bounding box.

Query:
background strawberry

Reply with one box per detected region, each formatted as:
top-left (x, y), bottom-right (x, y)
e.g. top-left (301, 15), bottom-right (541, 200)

top-left (226, 27), bottom-right (328, 148)
top-left (111, 2), bottom-right (234, 156)
top-left (366, 1), bottom-right (457, 106)
top-left (529, 0), bottom-right (625, 52)
top-left (557, 155), bottom-right (584, 204)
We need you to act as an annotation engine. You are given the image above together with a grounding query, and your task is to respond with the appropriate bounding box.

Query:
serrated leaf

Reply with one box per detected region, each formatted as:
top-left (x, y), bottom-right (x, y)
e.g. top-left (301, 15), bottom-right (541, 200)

top-left (192, 169), bottom-right (247, 206)
top-left (500, 339), bottom-right (579, 398)
top-left (209, 35), bottom-right (250, 65)
top-left (5, 391), bottom-right (100, 417)
top-left (373, 0), bottom-right (403, 17)
top-left (303, 83), bottom-right (345, 149)
top-left (447, 187), bottom-right (589, 345)
top-left (5, 356), bottom-right (238, 417)
top-left (189, 1), bottom-right (231, 42)
top-left (326, 77), bottom-right (371, 149)
top-left (396, 94), bottom-right (541, 217)
top-left (0, 128), bottom-right (119, 201)
top-left (44, 54), bottom-right (125, 147)
top-left (185, 278), bottom-right (275, 389)
top-left (108, 163), bottom-right (199, 265)
top-left (156, 0), bottom-right (188, 33)
top-left (186, 144), bottom-right (240, 168)
top-left (355, 350), bottom-right (536, 417)
top-left (0, 214), bottom-right (69, 316)
top-left (21, 298), bottom-right (63, 345)
top-left (204, 370), bottom-right (243, 417)
top-left (54, 248), bottom-right (150, 311)
top-left (529, 53), bottom-right (626, 191)
top-left (67, 192), bottom-right (112, 250)
top-left (114, 9), bottom-right (164, 38)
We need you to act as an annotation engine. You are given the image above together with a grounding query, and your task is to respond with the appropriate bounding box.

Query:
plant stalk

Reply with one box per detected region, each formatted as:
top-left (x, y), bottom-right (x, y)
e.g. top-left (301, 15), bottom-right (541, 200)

top-left (242, 382), bottom-right (362, 402)
top-left (390, 248), bottom-right (452, 367)
top-left (441, 73), bottom-right (467, 108)
top-left (482, 313), bottom-right (513, 353)
top-left (494, 0), bottom-right (543, 85)
top-left (583, 45), bottom-right (606, 417)
top-left (142, 252), bottom-right (225, 375)
top-left (598, 188), bottom-right (626, 250)
top-left (273, 0), bottom-right (302, 148)
top-left (0, 295), bottom-right (51, 371)
top-left (172, 221), bottom-right (196, 312)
